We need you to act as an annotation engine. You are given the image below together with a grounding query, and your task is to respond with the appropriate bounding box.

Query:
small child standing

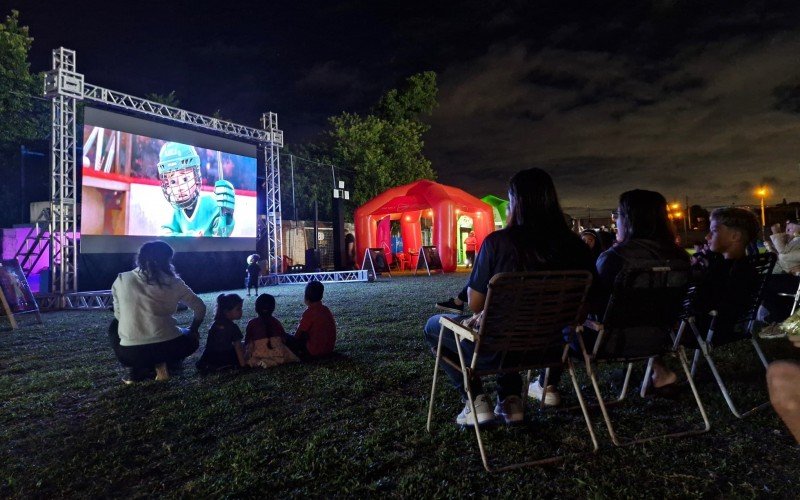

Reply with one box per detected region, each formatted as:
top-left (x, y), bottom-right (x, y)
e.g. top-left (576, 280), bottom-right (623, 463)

top-left (244, 293), bottom-right (299, 368)
top-left (196, 293), bottom-right (246, 372)
top-left (245, 254), bottom-right (262, 297)
top-left (286, 280), bottom-right (337, 360)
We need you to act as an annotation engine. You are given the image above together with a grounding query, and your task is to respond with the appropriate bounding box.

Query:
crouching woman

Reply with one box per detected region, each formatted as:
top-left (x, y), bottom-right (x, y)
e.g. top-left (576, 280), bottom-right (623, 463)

top-left (109, 240), bottom-right (206, 383)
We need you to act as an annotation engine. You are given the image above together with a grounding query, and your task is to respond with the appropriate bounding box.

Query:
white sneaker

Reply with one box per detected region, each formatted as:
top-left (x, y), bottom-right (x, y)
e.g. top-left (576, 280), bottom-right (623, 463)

top-left (528, 380), bottom-right (561, 406)
top-left (495, 395), bottom-right (525, 424)
top-left (456, 394), bottom-right (495, 426)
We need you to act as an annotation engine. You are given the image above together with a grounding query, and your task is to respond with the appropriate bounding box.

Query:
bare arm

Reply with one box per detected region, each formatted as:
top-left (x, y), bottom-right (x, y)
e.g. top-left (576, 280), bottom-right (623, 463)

top-left (233, 341), bottom-right (246, 367)
top-left (467, 287), bottom-right (485, 314)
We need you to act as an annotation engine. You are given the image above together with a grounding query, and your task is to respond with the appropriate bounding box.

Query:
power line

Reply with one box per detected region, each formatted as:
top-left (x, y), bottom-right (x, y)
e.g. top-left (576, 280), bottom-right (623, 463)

top-left (9, 90), bottom-right (50, 103)
top-left (281, 153), bottom-right (354, 173)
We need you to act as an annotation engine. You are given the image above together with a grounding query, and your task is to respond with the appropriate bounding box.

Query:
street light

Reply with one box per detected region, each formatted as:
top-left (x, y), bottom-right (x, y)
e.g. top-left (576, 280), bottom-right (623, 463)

top-left (756, 186), bottom-right (768, 231)
top-left (667, 202), bottom-right (688, 241)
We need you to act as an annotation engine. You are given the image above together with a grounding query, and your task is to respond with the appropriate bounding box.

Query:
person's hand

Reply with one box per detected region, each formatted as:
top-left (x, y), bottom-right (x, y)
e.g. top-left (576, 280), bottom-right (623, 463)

top-left (691, 253), bottom-right (709, 269)
top-left (789, 264), bottom-right (800, 276)
top-left (214, 180), bottom-right (235, 213)
top-left (461, 312), bottom-right (483, 330)
top-left (789, 334), bottom-right (800, 349)
top-left (771, 223), bottom-right (783, 235)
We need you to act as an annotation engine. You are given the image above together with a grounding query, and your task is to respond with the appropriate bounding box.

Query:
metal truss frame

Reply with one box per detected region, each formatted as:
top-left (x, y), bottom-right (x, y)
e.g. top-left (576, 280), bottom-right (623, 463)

top-left (44, 47), bottom-right (283, 305)
top-left (36, 291), bottom-right (113, 311)
top-left (44, 48), bottom-right (82, 298)
top-left (261, 112), bottom-right (283, 275)
top-left (260, 270), bottom-right (369, 285)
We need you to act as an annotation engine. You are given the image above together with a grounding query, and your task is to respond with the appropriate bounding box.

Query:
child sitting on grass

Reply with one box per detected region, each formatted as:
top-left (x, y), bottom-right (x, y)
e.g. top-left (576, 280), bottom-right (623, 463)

top-left (286, 280), bottom-right (337, 361)
top-left (196, 293), bottom-right (246, 372)
top-left (244, 293), bottom-right (298, 368)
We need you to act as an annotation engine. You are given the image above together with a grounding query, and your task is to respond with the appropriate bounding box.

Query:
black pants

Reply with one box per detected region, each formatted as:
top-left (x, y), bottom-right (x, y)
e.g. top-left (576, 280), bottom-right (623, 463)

top-left (466, 250), bottom-right (475, 266)
top-left (108, 319), bottom-right (199, 369)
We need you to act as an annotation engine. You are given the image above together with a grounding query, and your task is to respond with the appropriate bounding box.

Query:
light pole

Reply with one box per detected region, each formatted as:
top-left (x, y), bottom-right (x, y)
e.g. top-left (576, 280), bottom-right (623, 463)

top-left (756, 187), bottom-right (768, 233)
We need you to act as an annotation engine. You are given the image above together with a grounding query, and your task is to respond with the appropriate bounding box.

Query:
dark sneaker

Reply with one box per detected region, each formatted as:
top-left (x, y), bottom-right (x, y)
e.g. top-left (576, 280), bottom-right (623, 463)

top-left (122, 367), bottom-right (153, 385)
top-left (436, 298), bottom-right (464, 314)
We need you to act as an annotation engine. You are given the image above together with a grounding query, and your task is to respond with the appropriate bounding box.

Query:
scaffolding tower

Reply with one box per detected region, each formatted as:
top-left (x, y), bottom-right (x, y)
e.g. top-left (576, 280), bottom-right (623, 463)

top-left (261, 113), bottom-right (283, 274)
top-left (44, 48), bottom-right (83, 296)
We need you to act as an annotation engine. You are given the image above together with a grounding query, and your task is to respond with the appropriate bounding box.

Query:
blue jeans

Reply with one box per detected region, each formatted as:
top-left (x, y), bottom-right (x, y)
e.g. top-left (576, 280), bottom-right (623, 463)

top-left (423, 314), bottom-right (522, 400)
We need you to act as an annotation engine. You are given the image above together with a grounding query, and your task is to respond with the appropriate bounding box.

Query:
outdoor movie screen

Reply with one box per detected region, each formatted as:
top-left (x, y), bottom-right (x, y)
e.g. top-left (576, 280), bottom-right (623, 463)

top-left (80, 107), bottom-right (258, 253)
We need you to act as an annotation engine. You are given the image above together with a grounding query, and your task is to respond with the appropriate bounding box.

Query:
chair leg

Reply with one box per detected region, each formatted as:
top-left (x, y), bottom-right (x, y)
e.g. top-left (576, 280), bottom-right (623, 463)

top-left (641, 358), bottom-right (654, 398)
top-left (567, 358), bottom-right (599, 452)
top-left (426, 324), bottom-right (447, 432)
top-left (587, 351), bottom-right (711, 446)
top-left (452, 333), bottom-right (492, 472)
top-left (676, 346), bottom-right (711, 433)
top-left (586, 358), bottom-right (622, 445)
top-left (617, 363), bottom-right (633, 402)
top-left (695, 333), bottom-right (769, 418)
top-left (750, 337), bottom-right (770, 369)
top-left (691, 349), bottom-right (701, 377)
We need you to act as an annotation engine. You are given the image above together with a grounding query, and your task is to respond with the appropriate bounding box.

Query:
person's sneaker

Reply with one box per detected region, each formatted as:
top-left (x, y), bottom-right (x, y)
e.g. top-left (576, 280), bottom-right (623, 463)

top-left (758, 322), bottom-right (787, 339)
top-left (495, 395), bottom-right (525, 424)
top-left (456, 394), bottom-right (495, 426)
top-left (528, 380), bottom-right (561, 407)
top-left (436, 298), bottom-right (464, 314)
top-left (154, 363), bottom-right (170, 382)
top-left (121, 367), bottom-right (152, 385)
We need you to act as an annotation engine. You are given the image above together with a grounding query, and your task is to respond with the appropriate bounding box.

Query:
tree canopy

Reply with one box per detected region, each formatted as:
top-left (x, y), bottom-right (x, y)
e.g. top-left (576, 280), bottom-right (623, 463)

top-left (0, 10), bottom-right (45, 149)
top-left (0, 10), bottom-right (48, 227)
top-left (328, 71), bottom-right (438, 206)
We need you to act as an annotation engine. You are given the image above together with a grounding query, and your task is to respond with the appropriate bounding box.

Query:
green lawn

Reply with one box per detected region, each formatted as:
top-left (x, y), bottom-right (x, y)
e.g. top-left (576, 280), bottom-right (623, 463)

top-left (1, 273), bottom-right (798, 497)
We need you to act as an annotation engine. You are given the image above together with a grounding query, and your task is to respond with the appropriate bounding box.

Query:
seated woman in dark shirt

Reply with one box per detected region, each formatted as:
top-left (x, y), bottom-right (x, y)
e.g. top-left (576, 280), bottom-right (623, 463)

top-left (423, 168), bottom-right (594, 426)
top-left (592, 190), bottom-right (690, 393)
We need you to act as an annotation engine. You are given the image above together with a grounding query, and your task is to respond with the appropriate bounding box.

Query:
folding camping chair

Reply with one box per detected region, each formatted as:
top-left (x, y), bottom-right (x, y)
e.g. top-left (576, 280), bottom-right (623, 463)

top-left (776, 271), bottom-right (800, 317)
top-left (576, 262), bottom-right (710, 447)
top-left (681, 252), bottom-right (776, 418)
top-left (425, 271), bottom-right (596, 472)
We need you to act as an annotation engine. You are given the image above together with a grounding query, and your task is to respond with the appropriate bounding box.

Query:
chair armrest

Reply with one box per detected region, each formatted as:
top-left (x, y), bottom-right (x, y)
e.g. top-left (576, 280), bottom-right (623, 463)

top-left (583, 319), bottom-right (603, 332)
top-left (439, 316), bottom-right (477, 342)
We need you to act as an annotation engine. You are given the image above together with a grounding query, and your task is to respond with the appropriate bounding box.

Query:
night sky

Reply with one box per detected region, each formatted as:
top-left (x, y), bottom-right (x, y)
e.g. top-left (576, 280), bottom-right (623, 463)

top-left (11, 0), bottom-right (800, 212)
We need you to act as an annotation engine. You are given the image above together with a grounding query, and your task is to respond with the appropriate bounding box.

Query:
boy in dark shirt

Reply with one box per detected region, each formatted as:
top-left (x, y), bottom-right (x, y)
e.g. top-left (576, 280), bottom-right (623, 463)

top-left (690, 207), bottom-right (761, 337)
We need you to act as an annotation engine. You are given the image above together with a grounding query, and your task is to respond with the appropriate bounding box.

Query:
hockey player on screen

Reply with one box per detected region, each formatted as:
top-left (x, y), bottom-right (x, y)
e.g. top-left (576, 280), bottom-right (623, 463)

top-left (157, 142), bottom-right (236, 237)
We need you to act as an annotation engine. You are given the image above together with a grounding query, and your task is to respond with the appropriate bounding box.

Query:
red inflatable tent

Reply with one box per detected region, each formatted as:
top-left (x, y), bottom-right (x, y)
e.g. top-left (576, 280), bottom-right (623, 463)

top-left (354, 179), bottom-right (494, 272)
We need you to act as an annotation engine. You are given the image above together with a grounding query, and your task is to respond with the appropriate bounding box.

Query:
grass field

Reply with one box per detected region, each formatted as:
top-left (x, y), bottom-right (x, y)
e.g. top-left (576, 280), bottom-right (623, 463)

top-left (1, 272), bottom-right (799, 497)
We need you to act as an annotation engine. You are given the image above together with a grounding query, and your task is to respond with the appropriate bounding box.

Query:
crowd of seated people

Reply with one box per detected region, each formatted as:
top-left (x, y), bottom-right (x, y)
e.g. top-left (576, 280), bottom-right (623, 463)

top-left (423, 169), bottom-right (800, 443)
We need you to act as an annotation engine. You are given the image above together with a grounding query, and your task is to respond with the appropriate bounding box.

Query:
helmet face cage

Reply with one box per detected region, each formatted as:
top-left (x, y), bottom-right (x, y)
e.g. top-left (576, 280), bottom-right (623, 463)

top-left (160, 166), bottom-right (201, 209)
top-left (157, 143), bottom-right (202, 210)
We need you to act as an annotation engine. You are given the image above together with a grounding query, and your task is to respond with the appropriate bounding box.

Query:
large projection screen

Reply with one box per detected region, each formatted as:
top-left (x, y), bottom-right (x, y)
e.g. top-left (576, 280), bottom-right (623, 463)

top-left (81, 107), bottom-right (258, 253)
